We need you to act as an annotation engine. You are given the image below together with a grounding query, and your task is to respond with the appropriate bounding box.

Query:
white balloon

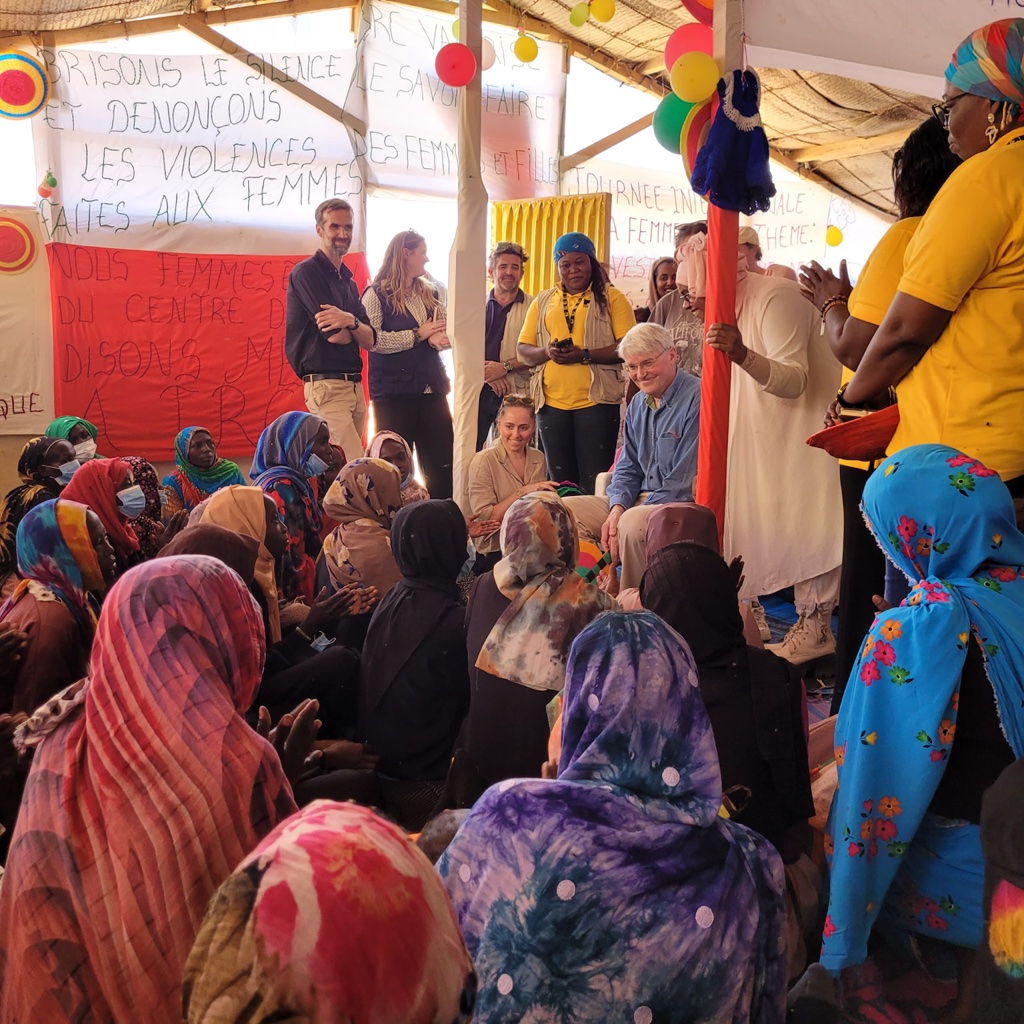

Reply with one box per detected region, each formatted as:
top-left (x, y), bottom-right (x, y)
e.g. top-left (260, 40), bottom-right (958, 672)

top-left (481, 38), bottom-right (497, 71)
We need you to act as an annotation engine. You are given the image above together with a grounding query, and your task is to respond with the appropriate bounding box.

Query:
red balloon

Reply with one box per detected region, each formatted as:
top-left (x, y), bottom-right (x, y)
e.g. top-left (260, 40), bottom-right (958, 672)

top-left (435, 43), bottom-right (477, 88)
top-left (680, 0), bottom-right (713, 27)
top-left (664, 23), bottom-right (713, 72)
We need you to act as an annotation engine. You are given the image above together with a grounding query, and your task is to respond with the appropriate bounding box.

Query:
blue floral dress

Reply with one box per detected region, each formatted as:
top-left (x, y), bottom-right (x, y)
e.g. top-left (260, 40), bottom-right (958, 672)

top-left (822, 444), bottom-right (1024, 972)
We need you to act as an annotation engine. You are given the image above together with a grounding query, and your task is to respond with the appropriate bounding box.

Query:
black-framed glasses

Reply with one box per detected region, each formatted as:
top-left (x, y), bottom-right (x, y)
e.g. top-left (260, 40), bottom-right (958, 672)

top-left (931, 94), bottom-right (969, 128)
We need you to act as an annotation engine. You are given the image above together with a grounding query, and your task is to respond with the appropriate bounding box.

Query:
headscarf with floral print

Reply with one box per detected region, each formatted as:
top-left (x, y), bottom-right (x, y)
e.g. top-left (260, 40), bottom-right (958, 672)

top-left (321, 458), bottom-right (404, 594)
top-left (822, 444), bottom-right (1024, 973)
top-left (183, 800), bottom-right (477, 1024)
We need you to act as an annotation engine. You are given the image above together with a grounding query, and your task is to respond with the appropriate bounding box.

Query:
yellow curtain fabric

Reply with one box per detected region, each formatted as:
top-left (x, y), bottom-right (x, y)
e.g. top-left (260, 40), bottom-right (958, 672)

top-left (490, 193), bottom-right (612, 298)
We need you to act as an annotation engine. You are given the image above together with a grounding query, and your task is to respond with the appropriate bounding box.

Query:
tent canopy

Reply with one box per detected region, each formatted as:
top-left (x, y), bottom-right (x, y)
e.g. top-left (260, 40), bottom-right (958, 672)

top-left (1, 0), bottom-right (988, 216)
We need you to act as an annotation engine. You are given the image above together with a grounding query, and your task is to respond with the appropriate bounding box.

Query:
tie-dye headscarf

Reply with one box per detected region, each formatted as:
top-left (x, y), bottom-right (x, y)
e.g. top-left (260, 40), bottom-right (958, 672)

top-left (947, 18), bottom-right (1024, 107)
top-left (440, 611), bottom-right (787, 1024)
top-left (0, 499), bottom-right (106, 635)
top-left (475, 492), bottom-right (615, 691)
top-left (183, 800), bottom-right (477, 1024)
top-left (162, 426), bottom-right (245, 513)
top-left (822, 444), bottom-right (1024, 972)
top-left (0, 556), bottom-right (295, 1024)
top-left (249, 411), bottom-right (325, 497)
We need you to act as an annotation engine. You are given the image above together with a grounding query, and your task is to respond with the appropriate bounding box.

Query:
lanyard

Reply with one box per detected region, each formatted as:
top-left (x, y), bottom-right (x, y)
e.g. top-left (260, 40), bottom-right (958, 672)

top-left (560, 287), bottom-right (589, 335)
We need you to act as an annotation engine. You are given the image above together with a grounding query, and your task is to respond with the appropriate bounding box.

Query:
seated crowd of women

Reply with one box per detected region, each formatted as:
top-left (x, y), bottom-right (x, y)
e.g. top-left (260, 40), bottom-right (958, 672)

top-left (2, 17), bottom-right (1024, 1019)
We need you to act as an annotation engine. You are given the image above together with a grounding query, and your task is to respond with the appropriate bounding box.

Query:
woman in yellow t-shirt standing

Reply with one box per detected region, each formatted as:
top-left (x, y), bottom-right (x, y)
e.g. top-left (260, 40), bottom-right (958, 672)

top-left (799, 118), bottom-right (959, 708)
top-left (516, 232), bottom-right (635, 493)
top-left (841, 18), bottom-right (1024, 529)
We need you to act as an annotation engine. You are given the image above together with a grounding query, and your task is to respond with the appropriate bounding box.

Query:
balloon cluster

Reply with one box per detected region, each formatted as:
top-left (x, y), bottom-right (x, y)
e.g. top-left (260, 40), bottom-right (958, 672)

top-left (653, 23), bottom-right (719, 177)
top-left (36, 169), bottom-right (57, 199)
top-left (438, 19), bottom-right (540, 86)
top-left (569, 0), bottom-right (616, 28)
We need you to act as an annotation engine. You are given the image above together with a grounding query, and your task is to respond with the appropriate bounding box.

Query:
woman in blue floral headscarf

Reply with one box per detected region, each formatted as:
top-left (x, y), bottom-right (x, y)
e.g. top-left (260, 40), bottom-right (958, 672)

top-left (250, 411), bottom-right (333, 602)
top-left (439, 610), bottom-right (788, 1024)
top-left (822, 444), bottom-right (1024, 974)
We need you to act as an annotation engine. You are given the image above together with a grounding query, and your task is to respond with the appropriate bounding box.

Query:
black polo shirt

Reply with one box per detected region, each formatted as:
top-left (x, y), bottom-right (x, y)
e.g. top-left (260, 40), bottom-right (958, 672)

top-left (285, 250), bottom-right (373, 377)
top-left (484, 288), bottom-right (525, 362)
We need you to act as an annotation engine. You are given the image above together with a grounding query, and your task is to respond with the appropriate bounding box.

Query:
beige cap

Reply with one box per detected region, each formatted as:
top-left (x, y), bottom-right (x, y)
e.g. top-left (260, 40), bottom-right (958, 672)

top-left (738, 226), bottom-right (760, 247)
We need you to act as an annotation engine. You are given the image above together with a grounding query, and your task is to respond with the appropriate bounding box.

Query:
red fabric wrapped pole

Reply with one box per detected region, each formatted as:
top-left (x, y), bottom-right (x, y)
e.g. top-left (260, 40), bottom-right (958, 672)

top-left (695, 203), bottom-right (738, 546)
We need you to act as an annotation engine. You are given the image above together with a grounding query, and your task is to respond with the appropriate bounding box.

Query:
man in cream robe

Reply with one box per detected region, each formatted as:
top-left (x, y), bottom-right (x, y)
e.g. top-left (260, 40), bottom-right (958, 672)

top-left (690, 233), bottom-right (842, 664)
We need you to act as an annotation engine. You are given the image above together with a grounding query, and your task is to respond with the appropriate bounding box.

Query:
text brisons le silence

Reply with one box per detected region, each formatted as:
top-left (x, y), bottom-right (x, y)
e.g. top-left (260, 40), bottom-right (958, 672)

top-left (33, 3), bottom-right (564, 243)
top-left (48, 244), bottom-right (312, 458)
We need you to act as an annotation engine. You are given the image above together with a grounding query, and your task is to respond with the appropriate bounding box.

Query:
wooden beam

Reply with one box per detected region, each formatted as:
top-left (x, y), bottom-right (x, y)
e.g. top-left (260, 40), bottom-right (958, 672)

top-left (0, 0), bottom-right (356, 50)
top-left (559, 112), bottom-right (654, 172)
top-left (769, 147), bottom-right (895, 220)
top-left (180, 18), bottom-right (367, 136)
top-left (781, 128), bottom-right (912, 165)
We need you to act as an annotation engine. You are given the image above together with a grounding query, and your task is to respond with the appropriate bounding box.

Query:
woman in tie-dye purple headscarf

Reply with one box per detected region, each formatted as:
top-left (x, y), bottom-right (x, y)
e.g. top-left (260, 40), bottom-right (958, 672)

top-left (439, 610), bottom-right (788, 1024)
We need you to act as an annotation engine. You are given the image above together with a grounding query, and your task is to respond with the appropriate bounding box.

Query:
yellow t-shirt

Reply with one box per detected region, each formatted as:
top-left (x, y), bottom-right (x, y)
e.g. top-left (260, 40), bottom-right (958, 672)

top-left (839, 217), bottom-right (919, 469)
top-left (889, 127), bottom-right (1024, 481)
top-left (518, 285), bottom-right (635, 410)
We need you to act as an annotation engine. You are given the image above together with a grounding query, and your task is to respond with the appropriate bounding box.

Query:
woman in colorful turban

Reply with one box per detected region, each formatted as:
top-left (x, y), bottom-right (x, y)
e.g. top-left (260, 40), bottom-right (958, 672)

top-left (162, 426), bottom-right (245, 517)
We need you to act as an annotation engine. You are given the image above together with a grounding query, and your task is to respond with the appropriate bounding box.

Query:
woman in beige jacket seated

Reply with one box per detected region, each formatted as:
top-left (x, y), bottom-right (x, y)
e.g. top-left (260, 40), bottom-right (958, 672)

top-left (467, 395), bottom-right (558, 574)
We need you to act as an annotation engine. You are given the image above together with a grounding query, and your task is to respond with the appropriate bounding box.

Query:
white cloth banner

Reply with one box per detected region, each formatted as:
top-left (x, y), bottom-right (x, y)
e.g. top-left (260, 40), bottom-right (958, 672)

top-left (744, 0), bottom-right (997, 97)
top-left (351, 0), bottom-right (565, 200)
top-left (32, 46), bottom-right (362, 252)
top-left (562, 159), bottom-right (833, 306)
top-left (0, 208), bottom-right (55, 434)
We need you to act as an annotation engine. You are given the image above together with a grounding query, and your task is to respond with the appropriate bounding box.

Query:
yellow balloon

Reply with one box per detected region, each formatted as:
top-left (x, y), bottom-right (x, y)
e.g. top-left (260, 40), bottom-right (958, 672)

top-left (452, 19), bottom-right (460, 40)
top-left (826, 225), bottom-right (844, 247)
top-left (590, 0), bottom-right (616, 22)
top-left (569, 2), bottom-right (590, 27)
top-left (670, 51), bottom-right (719, 103)
top-left (514, 34), bottom-right (539, 63)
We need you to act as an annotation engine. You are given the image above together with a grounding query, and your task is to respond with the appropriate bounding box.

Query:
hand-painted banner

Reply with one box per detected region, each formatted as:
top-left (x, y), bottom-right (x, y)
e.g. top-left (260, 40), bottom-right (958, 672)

top-left (0, 207), bottom-right (55, 433)
top-left (351, 0), bottom-right (565, 200)
top-left (33, 46), bottom-right (361, 252)
top-left (48, 242), bottom-right (369, 461)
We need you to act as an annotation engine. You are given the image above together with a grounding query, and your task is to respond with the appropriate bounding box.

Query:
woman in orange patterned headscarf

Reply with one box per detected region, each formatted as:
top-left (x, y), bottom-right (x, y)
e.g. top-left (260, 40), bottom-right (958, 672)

top-left (0, 555), bottom-right (296, 1023)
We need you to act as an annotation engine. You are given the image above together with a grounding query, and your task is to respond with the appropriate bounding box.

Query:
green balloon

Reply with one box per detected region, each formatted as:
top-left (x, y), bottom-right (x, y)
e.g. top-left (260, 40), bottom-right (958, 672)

top-left (569, 2), bottom-right (590, 27)
top-left (652, 94), bottom-right (695, 153)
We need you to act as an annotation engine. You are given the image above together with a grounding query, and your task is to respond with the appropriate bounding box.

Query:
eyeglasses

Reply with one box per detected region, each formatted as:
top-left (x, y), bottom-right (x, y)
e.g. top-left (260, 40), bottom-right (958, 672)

top-left (931, 94), bottom-right (969, 128)
top-left (623, 350), bottom-right (670, 376)
top-left (501, 394), bottom-right (535, 407)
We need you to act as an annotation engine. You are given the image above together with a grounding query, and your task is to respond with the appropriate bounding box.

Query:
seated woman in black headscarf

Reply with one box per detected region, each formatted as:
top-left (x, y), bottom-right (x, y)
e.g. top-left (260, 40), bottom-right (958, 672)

top-left (641, 541), bottom-right (813, 861)
top-left (357, 500), bottom-right (470, 832)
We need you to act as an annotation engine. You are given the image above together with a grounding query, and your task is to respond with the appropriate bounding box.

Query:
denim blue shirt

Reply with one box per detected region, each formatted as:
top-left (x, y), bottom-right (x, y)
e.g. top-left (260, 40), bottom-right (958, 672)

top-left (606, 369), bottom-right (701, 509)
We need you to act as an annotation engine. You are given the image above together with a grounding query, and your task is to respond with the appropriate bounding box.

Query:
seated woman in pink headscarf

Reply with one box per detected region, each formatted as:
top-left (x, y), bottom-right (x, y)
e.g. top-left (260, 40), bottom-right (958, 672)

top-left (0, 556), bottom-right (297, 1023)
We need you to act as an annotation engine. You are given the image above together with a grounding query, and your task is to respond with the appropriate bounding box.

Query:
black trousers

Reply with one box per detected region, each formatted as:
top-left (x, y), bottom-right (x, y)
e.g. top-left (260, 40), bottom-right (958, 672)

top-left (476, 385), bottom-right (503, 451)
top-left (536, 402), bottom-right (619, 493)
top-left (373, 393), bottom-right (454, 499)
top-left (832, 464), bottom-right (886, 714)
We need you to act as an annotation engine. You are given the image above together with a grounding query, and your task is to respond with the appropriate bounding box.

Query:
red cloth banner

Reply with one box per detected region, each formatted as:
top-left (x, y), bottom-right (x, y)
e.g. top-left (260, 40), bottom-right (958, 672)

top-left (695, 203), bottom-right (738, 545)
top-left (48, 243), bottom-right (369, 462)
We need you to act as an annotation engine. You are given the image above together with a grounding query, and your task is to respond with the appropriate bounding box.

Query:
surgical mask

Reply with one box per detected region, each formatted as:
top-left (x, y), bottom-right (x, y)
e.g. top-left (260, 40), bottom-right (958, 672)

top-left (116, 484), bottom-right (147, 520)
top-left (73, 439), bottom-right (98, 461)
top-left (56, 459), bottom-right (81, 486)
top-left (159, 490), bottom-right (169, 509)
top-left (304, 452), bottom-right (331, 477)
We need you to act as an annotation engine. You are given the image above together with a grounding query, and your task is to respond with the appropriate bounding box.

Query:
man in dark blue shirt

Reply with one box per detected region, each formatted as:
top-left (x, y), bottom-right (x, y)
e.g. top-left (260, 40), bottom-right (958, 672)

top-left (285, 198), bottom-right (375, 458)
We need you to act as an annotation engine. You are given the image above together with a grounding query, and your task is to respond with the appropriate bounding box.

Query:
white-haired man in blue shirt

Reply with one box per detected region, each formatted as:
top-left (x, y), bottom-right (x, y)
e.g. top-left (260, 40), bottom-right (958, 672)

top-left (564, 322), bottom-right (701, 588)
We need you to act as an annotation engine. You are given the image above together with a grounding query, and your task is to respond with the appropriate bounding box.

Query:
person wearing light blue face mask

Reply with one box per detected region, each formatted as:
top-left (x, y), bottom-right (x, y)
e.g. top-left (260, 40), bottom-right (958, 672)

top-left (115, 484), bottom-right (146, 519)
top-left (250, 411), bottom-right (334, 603)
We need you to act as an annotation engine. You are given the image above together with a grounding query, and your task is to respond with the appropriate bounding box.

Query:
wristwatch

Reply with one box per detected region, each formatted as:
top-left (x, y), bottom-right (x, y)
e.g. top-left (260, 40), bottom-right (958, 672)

top-left (502, 359), bottom-right (513, 373)
top-left (581, 349), bottom-right (593, 364)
